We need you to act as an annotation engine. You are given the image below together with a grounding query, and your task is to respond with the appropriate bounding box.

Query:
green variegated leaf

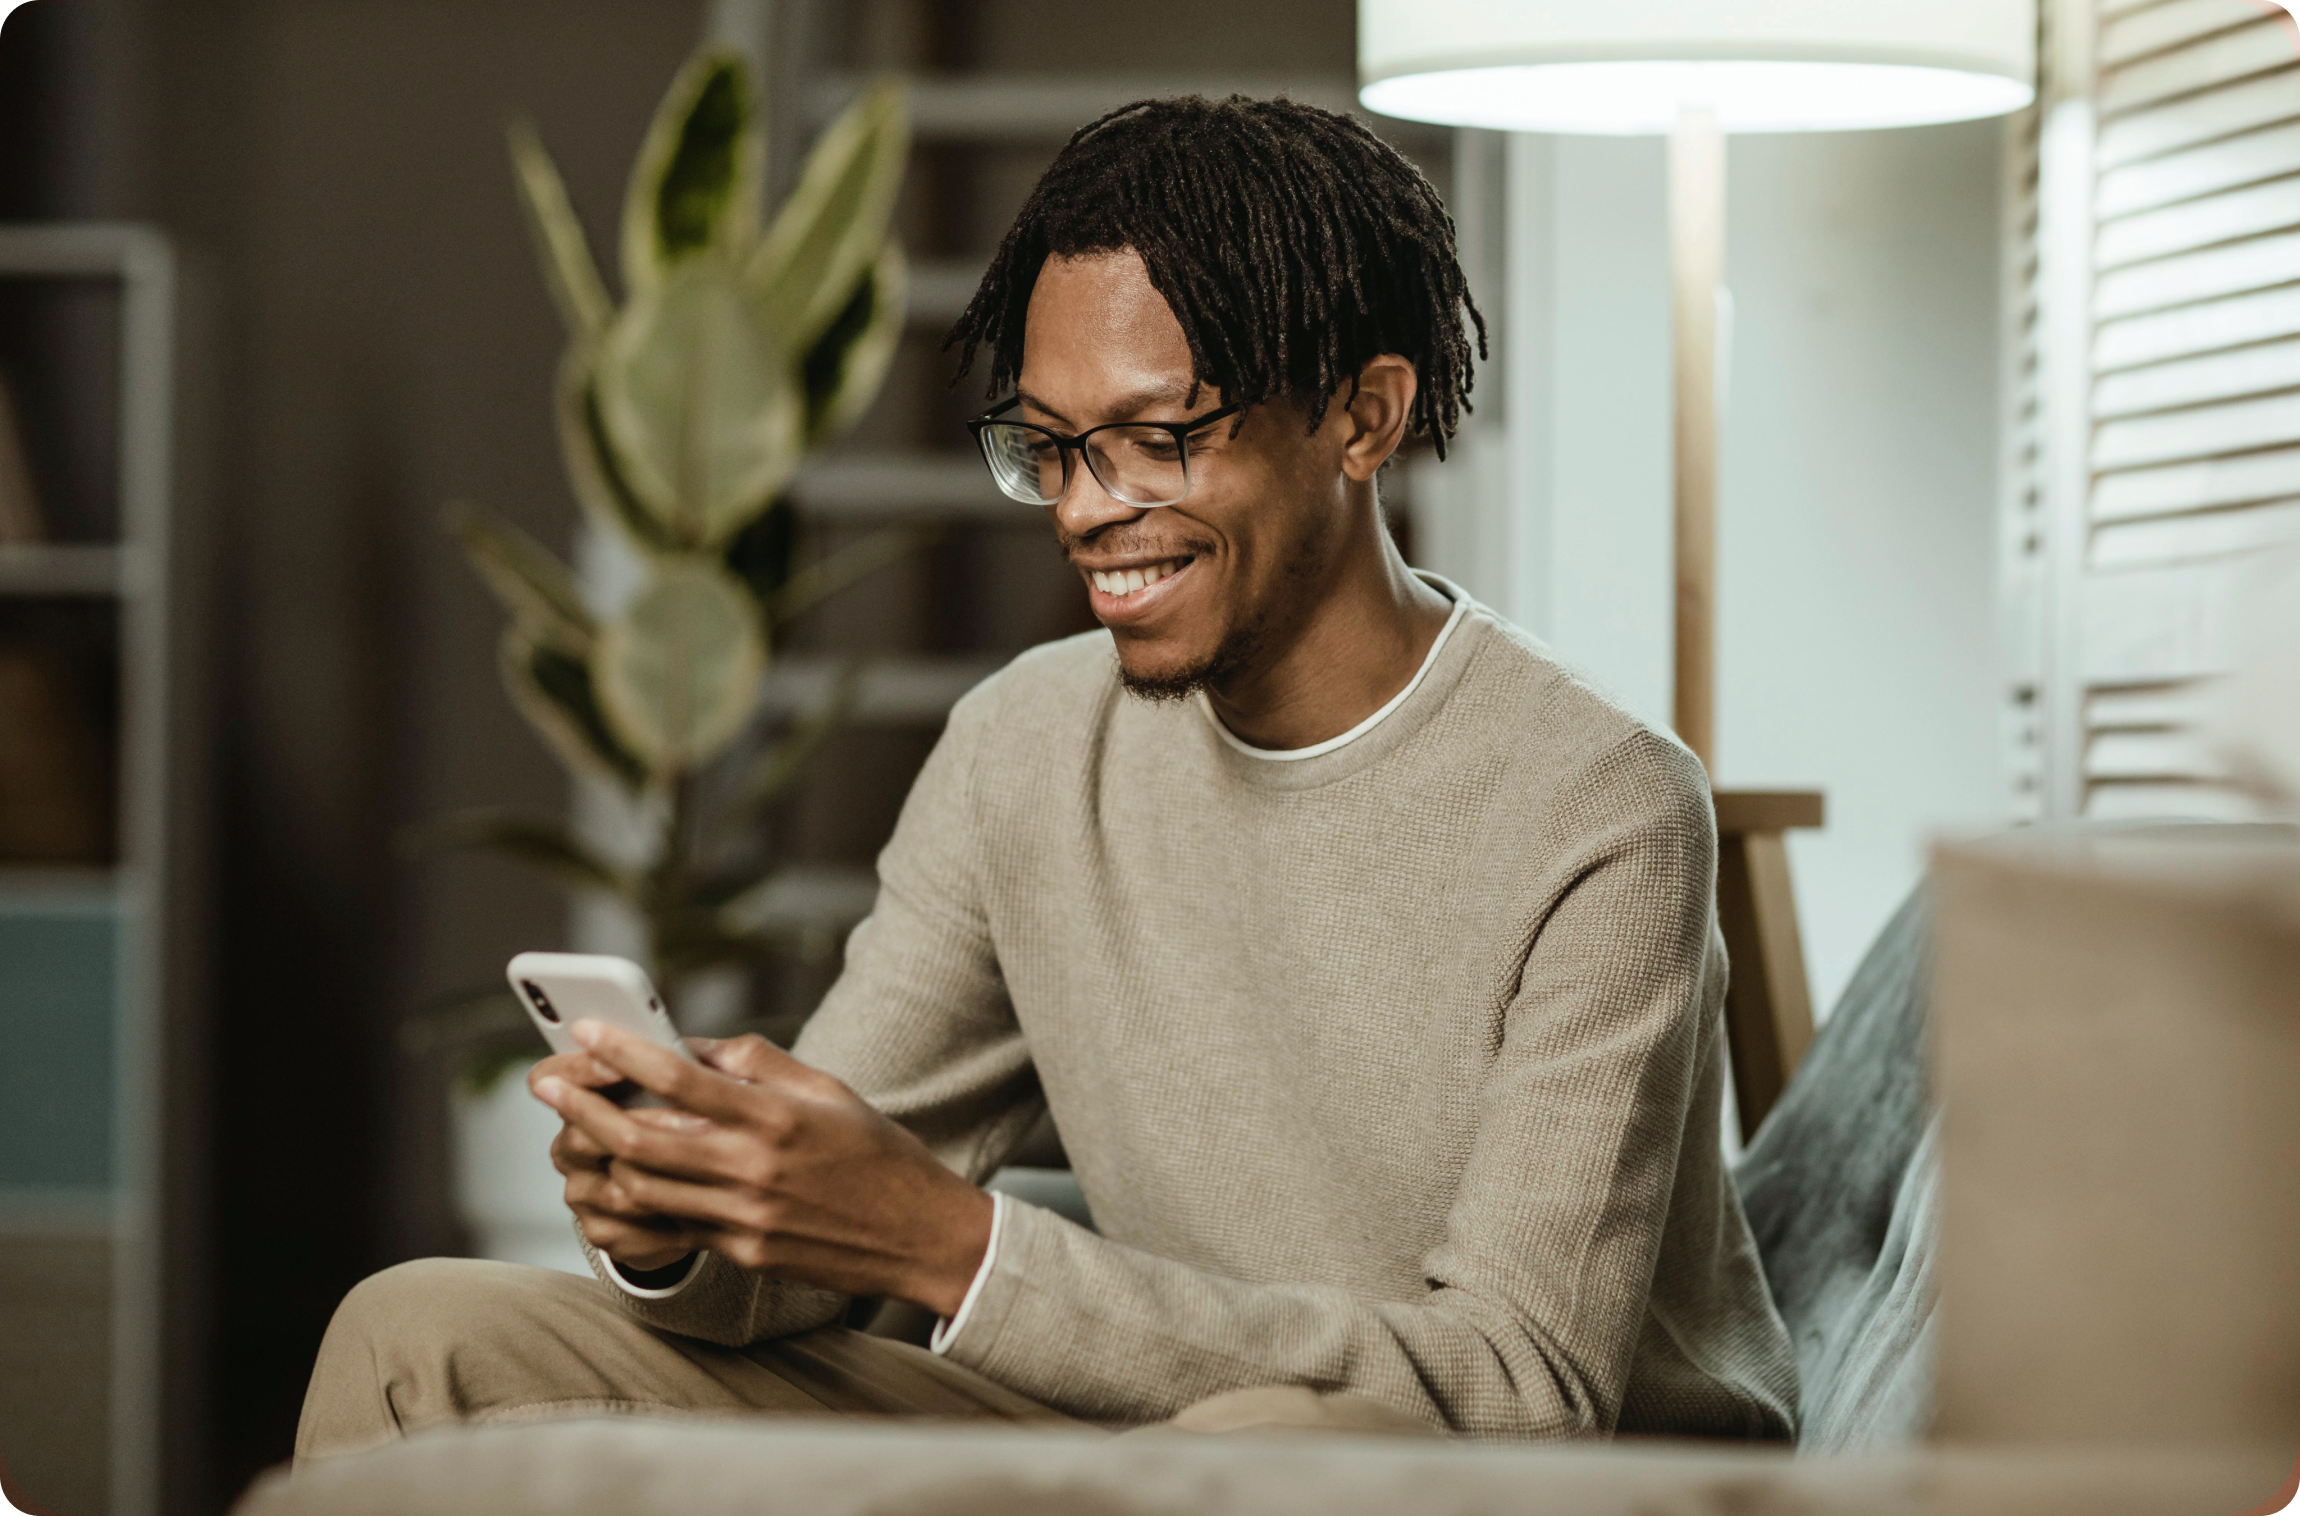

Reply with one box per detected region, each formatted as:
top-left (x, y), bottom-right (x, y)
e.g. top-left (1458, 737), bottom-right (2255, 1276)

top-left (499, 626), bottom-right (648, 789)
top-left (620, 49), bottom-right (762, 296)
top-left (597, 267), bottom-right (804, 546)
top-left (553, 348), bottom-right (674, 552)
top-left (444, 501), bottom-right (593, 652)
top-left (507, 119), bottom-right (613, 340)
top-left (801, 238), bottom-right (906, 446)
top-left (747, 77), bottom-right (909, 355)
top-left (591, 555), bottom-right (768, 774)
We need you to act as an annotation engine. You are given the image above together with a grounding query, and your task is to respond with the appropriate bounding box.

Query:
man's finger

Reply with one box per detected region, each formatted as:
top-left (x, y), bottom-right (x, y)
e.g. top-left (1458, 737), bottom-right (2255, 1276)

top-left (536, 1075), bottom-right (757, 1187)
top-left (528, 1050), bottom-right (624, 1098)
top-left (551, 1085), bottom-right (730, 1180)
top-left (537, 1076), bottom-right (664, 1169)
top-left (690, 1034), bottom-right (808, 1086)
top-left (570, 1021), bottom-right (768, 1125)
top-left (550, 1124), bottom-right (609, 1173)
top-left (578, 1208), bottom-right (707, 1261)
top-left (607, 1161), bottom-right (782, 1235)
top-left (565, 1161), bottom-right (709, 1240)
top-left (563, 1168), bottom-right (647, 1219)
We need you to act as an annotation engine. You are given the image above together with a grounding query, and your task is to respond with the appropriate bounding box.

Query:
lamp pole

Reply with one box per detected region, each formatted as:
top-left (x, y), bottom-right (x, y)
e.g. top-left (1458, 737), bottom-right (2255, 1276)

top-left (1668, 106), bottom-right (1724, 769)
top-left (1664, 107), bottom-right (1824, 1139)
top-left (1357, 0), bottom-right (2032, 1141)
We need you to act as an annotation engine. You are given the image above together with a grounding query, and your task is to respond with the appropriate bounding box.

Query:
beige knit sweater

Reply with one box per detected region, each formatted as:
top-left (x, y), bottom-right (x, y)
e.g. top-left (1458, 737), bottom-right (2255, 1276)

top-left (591, 590), bottom-right (1799, 1440)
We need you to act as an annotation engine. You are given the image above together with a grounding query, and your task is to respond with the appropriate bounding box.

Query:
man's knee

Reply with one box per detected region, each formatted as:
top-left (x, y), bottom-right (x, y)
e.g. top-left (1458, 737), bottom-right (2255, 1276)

top-left (302, 1258), bottom-right (615, 1462)
top-left (323, 1257), bottom-right (597, 1365)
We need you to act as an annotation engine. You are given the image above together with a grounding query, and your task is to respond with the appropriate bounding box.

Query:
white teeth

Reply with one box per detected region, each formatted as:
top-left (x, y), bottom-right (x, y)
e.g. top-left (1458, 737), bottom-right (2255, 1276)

top-left (1092, 560), bottom-right (1182, 597)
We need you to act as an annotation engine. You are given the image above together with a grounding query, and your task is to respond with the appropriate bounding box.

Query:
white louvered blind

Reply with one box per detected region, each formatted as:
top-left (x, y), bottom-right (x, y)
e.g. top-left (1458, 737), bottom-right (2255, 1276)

top-left (2012, 0), bottom-right (2300, 819)
top-left (2002, 48), bottom-right (2047, 821)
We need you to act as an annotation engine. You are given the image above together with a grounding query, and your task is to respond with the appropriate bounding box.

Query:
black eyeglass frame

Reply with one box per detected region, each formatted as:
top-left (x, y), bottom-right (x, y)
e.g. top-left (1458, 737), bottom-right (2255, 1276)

top-left (966, 395), bottom-right (1246, 508)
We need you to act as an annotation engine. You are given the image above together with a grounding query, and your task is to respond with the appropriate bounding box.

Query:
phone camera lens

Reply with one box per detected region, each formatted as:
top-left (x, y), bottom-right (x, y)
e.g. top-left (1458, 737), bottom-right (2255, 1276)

top-left (520, 980), bottom-right (560, 1023)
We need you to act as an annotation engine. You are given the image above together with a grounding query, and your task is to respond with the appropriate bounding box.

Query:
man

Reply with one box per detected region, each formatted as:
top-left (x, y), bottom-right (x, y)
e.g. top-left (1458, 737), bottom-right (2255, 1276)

top-left (298, 95), bottom-right (1797, 1455)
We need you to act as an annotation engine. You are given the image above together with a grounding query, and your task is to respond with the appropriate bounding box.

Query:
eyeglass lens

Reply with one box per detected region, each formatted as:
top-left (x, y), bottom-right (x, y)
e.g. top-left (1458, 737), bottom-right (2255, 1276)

top-left (977, 422), bottom-right (1192, 508)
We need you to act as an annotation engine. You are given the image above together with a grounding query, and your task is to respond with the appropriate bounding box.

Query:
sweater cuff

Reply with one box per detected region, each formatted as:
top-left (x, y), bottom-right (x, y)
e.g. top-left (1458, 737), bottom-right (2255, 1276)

top-left (603, 1250), bottom-right (701, 1300)
top-left (931, 1192), bottom-right (1051, 1369)
top-left (929, 1191), bottom-right (1006, 1355)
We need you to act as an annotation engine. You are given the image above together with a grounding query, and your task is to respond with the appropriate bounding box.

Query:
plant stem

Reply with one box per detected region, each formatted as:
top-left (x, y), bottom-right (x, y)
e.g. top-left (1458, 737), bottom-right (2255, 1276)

top-left (650, 771), bottom-right (698, 1009)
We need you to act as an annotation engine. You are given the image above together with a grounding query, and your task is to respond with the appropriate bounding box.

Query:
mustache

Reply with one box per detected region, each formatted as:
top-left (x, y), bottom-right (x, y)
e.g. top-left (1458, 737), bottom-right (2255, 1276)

top-left (1056, 524), bottom-right (1214, 563)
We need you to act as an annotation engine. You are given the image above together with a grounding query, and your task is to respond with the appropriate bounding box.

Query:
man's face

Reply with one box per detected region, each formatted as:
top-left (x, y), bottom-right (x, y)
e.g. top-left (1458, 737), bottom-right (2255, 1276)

top-left (1017, 250), bottom-right (1348, 699)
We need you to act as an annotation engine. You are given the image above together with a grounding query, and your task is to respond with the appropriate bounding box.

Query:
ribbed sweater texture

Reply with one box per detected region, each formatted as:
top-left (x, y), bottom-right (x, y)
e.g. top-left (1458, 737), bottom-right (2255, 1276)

top-left (592, 591), bottom-right (1800, 1439)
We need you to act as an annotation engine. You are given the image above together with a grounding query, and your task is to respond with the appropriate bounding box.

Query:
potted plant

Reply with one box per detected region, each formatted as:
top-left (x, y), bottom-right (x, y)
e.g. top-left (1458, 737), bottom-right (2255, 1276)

top-left (406, 49), bottom-right (914, 1267)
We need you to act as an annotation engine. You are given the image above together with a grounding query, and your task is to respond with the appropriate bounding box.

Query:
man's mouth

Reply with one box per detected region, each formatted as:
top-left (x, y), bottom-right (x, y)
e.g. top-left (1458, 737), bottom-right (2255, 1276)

top-left (1078, 554), bottom-right (1199, 621)
top-left (1085, 557), bottom-right (1190, 599)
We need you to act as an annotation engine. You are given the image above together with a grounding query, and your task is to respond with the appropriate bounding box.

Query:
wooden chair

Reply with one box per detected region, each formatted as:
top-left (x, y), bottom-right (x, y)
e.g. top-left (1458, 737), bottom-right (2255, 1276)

top-left (1714, 790), bottom-right (1825, 1142)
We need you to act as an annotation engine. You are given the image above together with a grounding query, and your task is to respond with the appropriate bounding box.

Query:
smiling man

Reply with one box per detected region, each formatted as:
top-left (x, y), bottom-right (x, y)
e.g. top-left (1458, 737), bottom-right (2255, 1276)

top-left (298, 95), bottom-right (1796, 1454)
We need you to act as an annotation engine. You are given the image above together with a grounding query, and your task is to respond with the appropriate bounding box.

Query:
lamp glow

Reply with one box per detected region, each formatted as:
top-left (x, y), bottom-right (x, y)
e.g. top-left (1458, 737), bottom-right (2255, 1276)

top-left (1362, 60), bottom-right (2033, 136)
top-left (1357, 0), bottom-right (2036, 135)
top-left (1355, 0), bottom-right (2037, 769)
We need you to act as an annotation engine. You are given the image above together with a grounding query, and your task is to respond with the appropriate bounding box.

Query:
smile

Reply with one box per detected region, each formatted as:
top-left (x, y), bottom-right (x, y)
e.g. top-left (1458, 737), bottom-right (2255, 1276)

top-left (1087, 558), bottom-right (1187, 598)
top-left (1079, 555), bottom-right (1199, 623)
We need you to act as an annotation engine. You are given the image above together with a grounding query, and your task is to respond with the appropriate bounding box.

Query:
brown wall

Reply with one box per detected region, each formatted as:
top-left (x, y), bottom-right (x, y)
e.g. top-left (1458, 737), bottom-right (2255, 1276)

top-left (263, 11), bottom-right (712, 1499)
top-left (118, 2), bottom-right (704, 1502)
top-left (234, 7), bottom-right (709, 1500)
top-left (3, 0), bottom-right (1376, 1506)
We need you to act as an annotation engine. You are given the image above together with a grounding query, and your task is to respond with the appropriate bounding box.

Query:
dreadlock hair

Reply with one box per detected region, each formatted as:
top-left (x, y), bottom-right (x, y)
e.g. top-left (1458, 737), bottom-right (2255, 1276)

top-left (946, 95), bottom-right (1486, 459)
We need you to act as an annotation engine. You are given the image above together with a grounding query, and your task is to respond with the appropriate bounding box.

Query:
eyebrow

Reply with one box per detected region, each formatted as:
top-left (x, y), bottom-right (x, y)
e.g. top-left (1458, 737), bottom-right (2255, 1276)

top-left (1015, 383), bottom-right (1199, 429)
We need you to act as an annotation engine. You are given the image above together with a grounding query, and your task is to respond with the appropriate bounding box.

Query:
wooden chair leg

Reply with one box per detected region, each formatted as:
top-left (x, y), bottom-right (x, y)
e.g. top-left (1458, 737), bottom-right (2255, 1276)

top-left (1714, 793), bottom-right (1822, 1143)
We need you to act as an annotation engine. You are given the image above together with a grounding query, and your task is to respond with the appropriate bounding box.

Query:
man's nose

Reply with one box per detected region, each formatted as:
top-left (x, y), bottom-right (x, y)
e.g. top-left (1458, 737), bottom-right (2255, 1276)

top-left (1048, 456), bottom-right (1149, 540)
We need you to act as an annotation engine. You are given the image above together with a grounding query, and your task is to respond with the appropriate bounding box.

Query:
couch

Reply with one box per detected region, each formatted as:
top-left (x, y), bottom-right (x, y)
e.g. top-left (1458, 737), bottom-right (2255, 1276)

top-left (236, 833), bottom-right (2298, 1515)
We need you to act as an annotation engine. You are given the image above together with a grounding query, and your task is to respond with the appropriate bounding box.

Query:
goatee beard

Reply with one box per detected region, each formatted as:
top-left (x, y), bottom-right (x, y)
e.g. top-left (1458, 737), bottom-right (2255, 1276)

top-left (1109, 528), bottom-right (1332, 704)
top-left (1114, 597), bottom-right (1280, 703)
top-left (1118, 635), bottom-right (1250, 702)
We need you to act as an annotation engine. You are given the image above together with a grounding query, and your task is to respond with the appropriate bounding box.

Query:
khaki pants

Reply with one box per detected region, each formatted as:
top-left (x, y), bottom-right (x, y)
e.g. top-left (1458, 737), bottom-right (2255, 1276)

top-left (297, 1258), bottom-right (1429, 1462)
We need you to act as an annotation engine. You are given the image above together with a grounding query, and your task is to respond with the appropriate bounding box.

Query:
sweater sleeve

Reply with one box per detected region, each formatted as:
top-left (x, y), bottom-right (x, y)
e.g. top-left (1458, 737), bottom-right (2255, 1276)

top-left (931, 732), bottom-right (1738, 1436)
top-left (583, 678), bottom-right (1045, 1346)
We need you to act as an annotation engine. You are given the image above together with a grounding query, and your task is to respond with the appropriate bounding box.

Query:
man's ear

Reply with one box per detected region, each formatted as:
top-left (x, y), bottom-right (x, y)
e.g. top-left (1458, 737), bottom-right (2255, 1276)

top-left (1339, 354), bottom-right (1419, 483)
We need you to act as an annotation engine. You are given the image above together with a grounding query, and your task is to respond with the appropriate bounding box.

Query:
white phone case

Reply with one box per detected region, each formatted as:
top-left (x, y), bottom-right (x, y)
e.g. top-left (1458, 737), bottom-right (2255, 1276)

top-left (506, 952), bottom-right (700, 1092)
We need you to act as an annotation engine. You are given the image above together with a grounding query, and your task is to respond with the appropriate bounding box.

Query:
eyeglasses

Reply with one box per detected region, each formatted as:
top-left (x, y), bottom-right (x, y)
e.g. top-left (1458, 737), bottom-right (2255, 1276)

top-left (967, 396), bottom-right (1244, 509)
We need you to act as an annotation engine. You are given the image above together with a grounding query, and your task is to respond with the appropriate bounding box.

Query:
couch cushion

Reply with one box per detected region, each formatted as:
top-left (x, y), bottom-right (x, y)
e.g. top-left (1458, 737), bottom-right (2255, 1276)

top-left (233, 1417), bottom-right (2286, 1516)
top-left (1732, 888), bottom-right (1936, 1451)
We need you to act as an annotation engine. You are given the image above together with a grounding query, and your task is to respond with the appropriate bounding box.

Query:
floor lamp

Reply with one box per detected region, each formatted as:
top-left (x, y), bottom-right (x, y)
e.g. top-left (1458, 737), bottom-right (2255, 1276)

top-left (1361, 2), bottom-right (2034, 1135)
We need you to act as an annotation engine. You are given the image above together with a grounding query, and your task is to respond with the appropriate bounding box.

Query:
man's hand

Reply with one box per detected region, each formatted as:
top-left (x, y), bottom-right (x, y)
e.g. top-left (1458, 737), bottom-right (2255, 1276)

top-left (531, 1022), bottom-right (996, 1318)
top-left (529, 1048), bottom-right (706, 1273)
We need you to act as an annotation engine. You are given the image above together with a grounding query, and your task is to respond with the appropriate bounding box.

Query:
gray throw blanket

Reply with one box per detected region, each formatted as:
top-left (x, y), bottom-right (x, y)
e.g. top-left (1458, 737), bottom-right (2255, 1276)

top-left (1732, 890), bottom-right (1939, 1452)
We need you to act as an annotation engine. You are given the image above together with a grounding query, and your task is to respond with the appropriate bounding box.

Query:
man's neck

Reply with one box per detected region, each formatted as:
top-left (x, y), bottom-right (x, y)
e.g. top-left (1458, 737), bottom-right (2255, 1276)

top-left (1204, 529), bottom-right (1454, 752)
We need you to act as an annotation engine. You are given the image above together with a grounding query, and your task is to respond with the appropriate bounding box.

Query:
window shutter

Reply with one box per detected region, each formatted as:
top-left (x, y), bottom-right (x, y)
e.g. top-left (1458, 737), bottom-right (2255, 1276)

top-left (2014, 0), bottom-right (2300, 819)
top-left (2002, 41), bottom-right (2048, 822)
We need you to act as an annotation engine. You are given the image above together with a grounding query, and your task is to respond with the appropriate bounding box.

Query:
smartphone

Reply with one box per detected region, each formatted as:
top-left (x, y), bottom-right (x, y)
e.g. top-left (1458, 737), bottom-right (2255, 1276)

top-left (507, 951), bottom-right (700, 1106)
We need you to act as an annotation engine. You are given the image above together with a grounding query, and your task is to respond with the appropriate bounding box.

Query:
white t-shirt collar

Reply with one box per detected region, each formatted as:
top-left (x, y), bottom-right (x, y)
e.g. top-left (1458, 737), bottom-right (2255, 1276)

top-left (1198, 588), bottom-right (1468, 762)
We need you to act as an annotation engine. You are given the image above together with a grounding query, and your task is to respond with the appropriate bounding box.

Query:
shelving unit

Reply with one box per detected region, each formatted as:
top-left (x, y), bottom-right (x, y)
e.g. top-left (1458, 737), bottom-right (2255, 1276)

top-left (0, 222), bottom-right (177, 1516)
top-left (0, 542), bottom-right (129, 595)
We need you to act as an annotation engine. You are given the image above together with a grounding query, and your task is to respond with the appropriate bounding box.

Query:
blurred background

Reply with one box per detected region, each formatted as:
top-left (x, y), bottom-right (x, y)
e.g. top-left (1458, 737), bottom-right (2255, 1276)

top-left (0, 0), bottom-right (2286, 1512)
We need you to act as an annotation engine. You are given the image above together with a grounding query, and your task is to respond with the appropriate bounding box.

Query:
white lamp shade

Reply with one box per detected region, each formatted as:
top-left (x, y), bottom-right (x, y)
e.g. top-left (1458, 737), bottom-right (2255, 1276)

top-left (1358, 0), bottom-right (2036, 134)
